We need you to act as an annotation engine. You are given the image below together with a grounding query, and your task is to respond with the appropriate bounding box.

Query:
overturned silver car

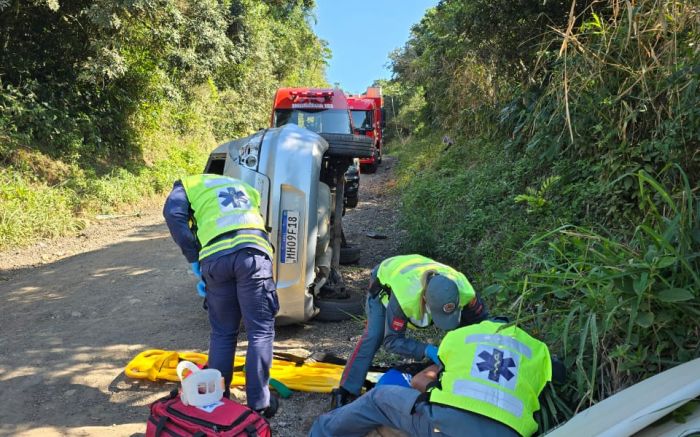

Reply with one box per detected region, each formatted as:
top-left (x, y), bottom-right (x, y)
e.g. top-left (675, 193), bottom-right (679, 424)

top-left (204, 124), bottom-right (372, 324)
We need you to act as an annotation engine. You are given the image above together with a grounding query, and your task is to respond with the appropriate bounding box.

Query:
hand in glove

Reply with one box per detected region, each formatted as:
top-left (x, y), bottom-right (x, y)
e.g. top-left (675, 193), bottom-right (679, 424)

top-left (190, 262), bottom-right (202, 278)
top-left (424, 345), bottom-right (440, 365)
top-left (197, 280), bottom-right (207, 298)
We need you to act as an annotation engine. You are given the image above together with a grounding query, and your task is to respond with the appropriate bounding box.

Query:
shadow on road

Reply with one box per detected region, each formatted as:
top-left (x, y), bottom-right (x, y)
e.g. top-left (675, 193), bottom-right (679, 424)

top-left (0, 158), bottom-right (399, 435)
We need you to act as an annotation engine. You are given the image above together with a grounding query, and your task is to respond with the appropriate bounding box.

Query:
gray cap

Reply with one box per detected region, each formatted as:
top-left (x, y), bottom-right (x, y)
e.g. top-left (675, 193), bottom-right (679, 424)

top-left (425, 274), bottom-right (461, 330)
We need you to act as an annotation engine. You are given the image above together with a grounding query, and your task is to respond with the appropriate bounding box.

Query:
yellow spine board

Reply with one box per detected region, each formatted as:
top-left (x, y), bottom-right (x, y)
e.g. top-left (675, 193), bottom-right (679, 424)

top-left (125, 349), bottom-right (346, 393)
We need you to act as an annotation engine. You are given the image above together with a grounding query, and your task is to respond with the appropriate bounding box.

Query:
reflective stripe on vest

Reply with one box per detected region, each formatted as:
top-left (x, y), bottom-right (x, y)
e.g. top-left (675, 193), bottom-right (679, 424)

top-left (451, 380), bottom-right (525, 417)
top-left (429, 321), bottom-right (552, 437)
top-left (376, 254), bottom-right (475, 327)
top-left (198, 233), bottom-right (273, 261)
top-left (181, 174), bottom-right (268, 259)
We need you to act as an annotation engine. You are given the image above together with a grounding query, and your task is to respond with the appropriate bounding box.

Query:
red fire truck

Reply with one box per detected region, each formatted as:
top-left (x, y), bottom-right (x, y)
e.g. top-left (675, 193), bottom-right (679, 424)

top-left (270, 87), bottom-right (368, 208)
top-left (348, 87), bottom-right (384, 173)
top-left (271, 88), bottom-right (353, 136)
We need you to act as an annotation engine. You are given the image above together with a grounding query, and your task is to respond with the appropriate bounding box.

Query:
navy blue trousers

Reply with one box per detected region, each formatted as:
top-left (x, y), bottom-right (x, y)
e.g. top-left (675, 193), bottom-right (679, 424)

top-left (201, 248), bottom-right (278, 410)
top-left (339, 294), bottom-right (387, 395)
top-left (310, 385), bottom-right (518, 437)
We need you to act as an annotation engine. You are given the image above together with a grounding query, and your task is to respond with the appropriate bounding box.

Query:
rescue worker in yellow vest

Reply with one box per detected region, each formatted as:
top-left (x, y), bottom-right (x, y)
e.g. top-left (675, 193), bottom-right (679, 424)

top-left (312, 319), bottom-right (553, 437)
top-left (332, 254), bottom-right (488, 407)
top-left (163, 174), bottom-right (279, 418)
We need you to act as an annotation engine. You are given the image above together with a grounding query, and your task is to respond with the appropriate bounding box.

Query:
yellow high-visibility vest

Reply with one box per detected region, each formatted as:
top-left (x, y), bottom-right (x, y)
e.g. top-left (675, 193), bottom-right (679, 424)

top-left (377, 254), bottom-right (475, 327)
top-left (430, 320), bottom-right (552, 436)
top-left (181, 174), bottom-right (271, 260)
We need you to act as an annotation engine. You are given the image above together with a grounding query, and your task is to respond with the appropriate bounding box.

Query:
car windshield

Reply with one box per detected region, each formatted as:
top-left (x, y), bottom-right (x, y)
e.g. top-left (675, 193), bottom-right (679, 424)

top-left (351, 110), bottom-right (373, 130)
top-left (274, 109), bottom-right (352, 134)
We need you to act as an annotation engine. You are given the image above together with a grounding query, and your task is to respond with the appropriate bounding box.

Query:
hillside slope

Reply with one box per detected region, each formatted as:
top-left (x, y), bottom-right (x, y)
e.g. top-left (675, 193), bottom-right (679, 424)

top-left (383, 0), bottom-right (699, 427)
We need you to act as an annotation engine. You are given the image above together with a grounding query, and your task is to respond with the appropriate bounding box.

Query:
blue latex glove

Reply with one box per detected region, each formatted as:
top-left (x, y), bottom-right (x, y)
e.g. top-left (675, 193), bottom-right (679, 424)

top-left (190, 262), bottom-right (201, 278)
top-left (425, 345), bottom-right (440, 365)
top-left (197, 280), bottom-right (207, 298)
top-left (376, 369), bottom-right (412, 388)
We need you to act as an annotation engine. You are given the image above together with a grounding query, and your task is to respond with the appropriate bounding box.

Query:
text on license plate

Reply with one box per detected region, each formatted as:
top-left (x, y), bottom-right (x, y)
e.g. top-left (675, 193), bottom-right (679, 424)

top-left (281, 210), bottom-right (299, 264)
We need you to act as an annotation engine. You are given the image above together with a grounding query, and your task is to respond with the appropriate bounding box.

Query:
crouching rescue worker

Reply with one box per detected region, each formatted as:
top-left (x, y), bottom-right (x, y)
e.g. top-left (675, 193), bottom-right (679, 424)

top-left (163, 174), bottom-right (279, 418)
top-left (332, 254), bottom-right (488, 407)
top-left (312, 319), bottom-right (553, 437)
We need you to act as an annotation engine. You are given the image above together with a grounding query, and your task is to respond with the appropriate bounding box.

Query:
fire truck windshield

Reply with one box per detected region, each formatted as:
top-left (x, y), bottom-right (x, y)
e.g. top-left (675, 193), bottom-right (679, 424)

top-left (351, 110), bottom-right (373, 130)
top-left (274, 109), bottom-right (352, 134)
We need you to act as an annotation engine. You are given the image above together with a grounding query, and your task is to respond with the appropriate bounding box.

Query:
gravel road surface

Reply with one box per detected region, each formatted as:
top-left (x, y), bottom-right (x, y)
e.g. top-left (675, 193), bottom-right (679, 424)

top-left (0, 157), bottom-right (400, 437)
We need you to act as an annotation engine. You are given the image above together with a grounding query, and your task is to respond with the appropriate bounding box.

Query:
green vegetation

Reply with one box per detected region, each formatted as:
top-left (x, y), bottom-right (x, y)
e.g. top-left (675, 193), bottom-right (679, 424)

top-left (0, 0), bottom-right (328, 249)
top-left (3, 0), bottom-right (698, 427)
top-left (385, 0), bottom-right (699, 426)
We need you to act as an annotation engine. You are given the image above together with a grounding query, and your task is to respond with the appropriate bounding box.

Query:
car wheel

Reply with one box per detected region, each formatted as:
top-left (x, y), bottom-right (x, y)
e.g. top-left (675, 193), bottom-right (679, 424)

top-left (320, 133), bottom-right (373, 158)
top-left (340, 246), bottom-right (361, 264)
top-left (314, 293), bottom-right (365, 322)
top-left (362, 162), bottom-right (378, 174)
top-left (344, 195), bottom-right (358, 209)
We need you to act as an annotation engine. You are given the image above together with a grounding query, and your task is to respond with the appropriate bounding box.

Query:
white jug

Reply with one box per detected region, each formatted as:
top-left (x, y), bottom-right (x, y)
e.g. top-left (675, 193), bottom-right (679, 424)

top-left (176, 361), bottom-right (224, 407)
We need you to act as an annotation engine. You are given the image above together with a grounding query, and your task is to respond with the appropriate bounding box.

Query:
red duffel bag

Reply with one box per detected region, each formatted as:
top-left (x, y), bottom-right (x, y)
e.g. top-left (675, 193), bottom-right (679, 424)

top-left (146, 389), bottom-right (271, 437)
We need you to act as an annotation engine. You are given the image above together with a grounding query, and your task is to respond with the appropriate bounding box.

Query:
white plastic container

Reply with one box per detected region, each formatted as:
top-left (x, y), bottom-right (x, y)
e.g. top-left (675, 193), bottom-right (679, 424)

top-left (176, 361), bottom-right (224, 407)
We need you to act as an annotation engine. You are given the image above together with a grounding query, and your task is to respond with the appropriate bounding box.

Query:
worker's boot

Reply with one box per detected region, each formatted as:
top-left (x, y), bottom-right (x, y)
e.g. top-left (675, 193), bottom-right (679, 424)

top-left (330, 387), bottom-right (355, 410)
top-left (256, 394), bottom-right (279, 419)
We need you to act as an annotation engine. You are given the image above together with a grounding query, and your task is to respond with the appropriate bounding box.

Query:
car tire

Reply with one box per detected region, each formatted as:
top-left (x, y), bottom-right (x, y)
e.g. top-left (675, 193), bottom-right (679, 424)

top-left (362, 161), bottom-right (378, 174)
top-left (320, 133), bottom-right (373, 158)
top-left (340, 246), bottom-right (361, 264)
top-left (314, 293), bottom-right (365, 322)
top-left (345, 195), bottom-right (358, 209)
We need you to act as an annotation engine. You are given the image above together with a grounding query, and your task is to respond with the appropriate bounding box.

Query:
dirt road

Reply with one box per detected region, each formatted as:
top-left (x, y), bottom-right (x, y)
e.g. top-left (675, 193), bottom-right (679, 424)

top-left (0, 157), bottom-right (400, 437)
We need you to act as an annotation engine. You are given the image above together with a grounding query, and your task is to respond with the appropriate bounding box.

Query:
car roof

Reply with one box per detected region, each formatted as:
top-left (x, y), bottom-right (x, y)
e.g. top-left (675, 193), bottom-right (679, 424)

top-left (545, 357), bottom-right (700, 437)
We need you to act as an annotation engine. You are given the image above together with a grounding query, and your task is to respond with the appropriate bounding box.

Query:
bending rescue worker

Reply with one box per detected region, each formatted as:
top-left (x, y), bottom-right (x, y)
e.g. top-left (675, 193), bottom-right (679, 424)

top-left (332, 254), bottom-right (488, 407)
top-left (163, 174), bottom-right (279, 418)
top-left (313, 319), bottom-right (553, 437)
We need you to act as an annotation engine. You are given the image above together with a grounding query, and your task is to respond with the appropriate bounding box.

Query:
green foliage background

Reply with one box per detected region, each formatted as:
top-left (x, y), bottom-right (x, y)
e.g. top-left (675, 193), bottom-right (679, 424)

top-left (2, 0), bottom-right (698, 429)
top-left (385, 0), bottom-right (699, 428)
top-left (0, 0), bottom-right (328, 248)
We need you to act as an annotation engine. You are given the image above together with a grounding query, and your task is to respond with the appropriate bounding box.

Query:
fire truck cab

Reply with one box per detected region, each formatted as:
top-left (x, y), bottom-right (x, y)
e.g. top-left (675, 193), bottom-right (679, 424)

top-left (271, 88), bottom-right (352, 135)
top-left (271, 88), bottom-right (366, 208)
top-left (348, 87), bottom-right (385, 173)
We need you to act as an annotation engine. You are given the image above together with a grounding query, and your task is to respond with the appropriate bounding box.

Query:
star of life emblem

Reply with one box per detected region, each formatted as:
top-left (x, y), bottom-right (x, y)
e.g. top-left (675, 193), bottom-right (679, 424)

top-left (471, 345), bottom-right (519, 390)
top-left (218, 187), bottom-right (249, 211)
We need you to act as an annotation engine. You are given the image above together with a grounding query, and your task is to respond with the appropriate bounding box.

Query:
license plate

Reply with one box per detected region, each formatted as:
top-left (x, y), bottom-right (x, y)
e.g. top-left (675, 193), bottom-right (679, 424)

top-left (281, 210), bottom-right (299, 264)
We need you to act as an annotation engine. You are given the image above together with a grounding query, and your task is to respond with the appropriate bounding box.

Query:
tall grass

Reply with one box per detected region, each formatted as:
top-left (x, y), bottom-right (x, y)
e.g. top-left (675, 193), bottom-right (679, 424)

top-left (0, 121), bottom-right (210, 250)
top-left (390, 134), bottom-right (572, 289)
top-left (495, 168), bottom-right (699, 419)
top-left (506, 0), bottom-right (699, 214)
top-left (0, 169), bottom-right (81, 246)
top-left (386, 0), bottom-right (698, 432)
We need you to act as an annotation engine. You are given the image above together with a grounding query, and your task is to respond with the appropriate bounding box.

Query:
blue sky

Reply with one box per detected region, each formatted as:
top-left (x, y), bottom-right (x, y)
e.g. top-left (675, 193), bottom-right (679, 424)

top-left (313, 0), bottom-right (437, 94)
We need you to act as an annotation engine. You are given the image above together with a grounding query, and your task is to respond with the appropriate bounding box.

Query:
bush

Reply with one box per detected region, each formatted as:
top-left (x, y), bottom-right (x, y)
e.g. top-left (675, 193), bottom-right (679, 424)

top-left (392, 133), bottom-right (581, 289)
top-left (492, 169), bottom-right (699, 417)
top-left (0, 136), bottom-right (210, 250)
top-left (387, 0), bottom-right (699, 430)
top-left (0, 170), bottom-right (82, 247)
top-left (502, 0), bottom-right (700, 226)
top-left (0, 0), bottom-right (329, 249)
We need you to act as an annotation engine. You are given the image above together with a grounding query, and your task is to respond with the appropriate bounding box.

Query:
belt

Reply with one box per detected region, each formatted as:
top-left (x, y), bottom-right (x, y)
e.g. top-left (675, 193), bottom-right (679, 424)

top-left (207, 228), bottom-right (269, 246)
top-left (199, 229), bottom-right (273, 261)
top-left (369, 279), bottom-right (391, 299)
